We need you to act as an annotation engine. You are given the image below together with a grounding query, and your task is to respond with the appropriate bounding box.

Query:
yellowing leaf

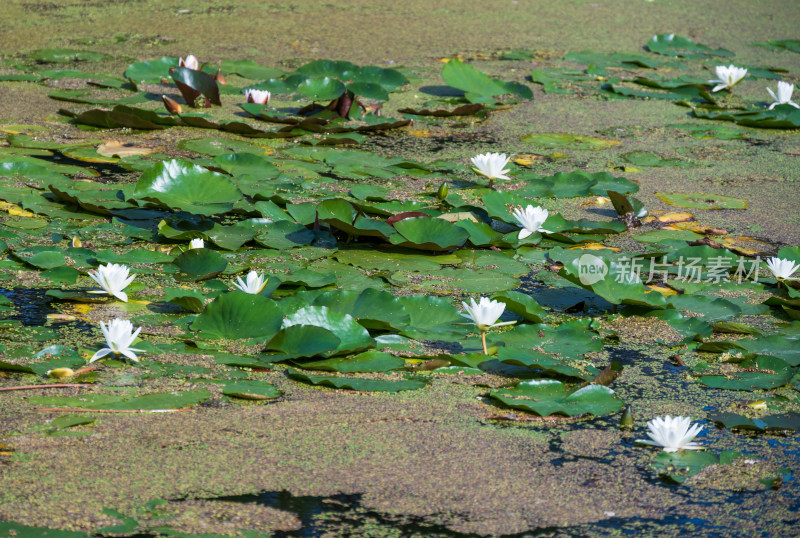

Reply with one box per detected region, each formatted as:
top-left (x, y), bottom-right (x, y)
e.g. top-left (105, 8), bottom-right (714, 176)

top-left (647, 284), bottom-right (678, 296)
top-left (578, 196), bottom-right (611, 207)
top-left (97, 141), bottom-right (155, 158)
top-left (569, 243), bottom-right (620, 251)
top-left (652, 211), bottom-right (694, 224)
top-left (720, 236), bottom-right (775, 256)
top-left (408, 129), bottom-right (432, 138)
top-left (0, 201), bottom-right (36, 217)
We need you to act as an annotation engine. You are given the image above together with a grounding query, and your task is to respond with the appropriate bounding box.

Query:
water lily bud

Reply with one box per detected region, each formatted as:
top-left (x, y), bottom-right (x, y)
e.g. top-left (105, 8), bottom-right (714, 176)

top-left (620, 404), bottom-right (634, 429)
top-left (161, 95), bottom-right (182, 115)
top-left (46, 368), bottom-right (75, 379)
top-left (70, 236), bottom-right (82, 248)
top-left (437, 182), bottom-right (449, 200)
top-left (214, 69), bottom-right (226, 85)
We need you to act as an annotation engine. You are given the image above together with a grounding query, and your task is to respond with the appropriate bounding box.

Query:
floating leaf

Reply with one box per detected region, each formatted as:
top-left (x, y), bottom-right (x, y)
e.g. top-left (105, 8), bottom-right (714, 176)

top-left (222, 380), bottom-right (281, 400)
top-left (191, 292), bottom-right (283, 341)
top-left (442, 58), bottom-right (531, 102)
top-left (173, 249), bottom-right (228, 280)
top-left (133, 159), bottom-right (242, 215)
top-left (646, 34), bottom-right (734, 59)
top-left (656, 192), bottom-right (747, 210)
top-left (28, 389), bottom-right (211, 410)
top-left (651, 450), bottom-right (740, 484)
top-left (489, 380), bottom-right (623, 417)
top-left (171, 66), bottom-right (221, 106)
top-left (521, 133), bottom-right (620, 151)
top-left (281, 306), bottom-right (374, 356)
top-left (298, 351), bottom-right (405, 373)
top-left (286, 369), bottom-right (426, 392)
top-left (390, 217), bottom-right (469, 251)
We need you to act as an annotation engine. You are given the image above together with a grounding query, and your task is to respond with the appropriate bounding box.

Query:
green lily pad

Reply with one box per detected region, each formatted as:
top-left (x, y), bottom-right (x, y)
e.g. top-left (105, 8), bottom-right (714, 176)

top-left (124, 56), bottom-right (178, 84)
top-left (164, 288), bottom-right (208, 313)
top-left (656, 192), bottom-right (747, 210)
top-left (191, 292), bottom-right (283, 340)
top-left (286, 369), bottom-right (426, 392)
top-left (710, 412), bottom-right (800, 432)
top-left (698, 355), bottom-right (794, 390)
top-left (646, 34), bottom-right (734, 59)
top-left (222, 380), bottom-right (282, 400)
top-left (267, 325), bottom-right (342, 359)
top-left (281, 306), bottom-right (374, 356)
top-left (521, 133), bottom-right (619, 151)
top-left (692, 106), bottom-right (800, 129)
top-left (390, 217), bottom-right (469, 251)
top-left (296, 76), bottom-right (346, 101)
top-left (309, 288), bottom-right (411, 331)
top-left (751, 39), bottom-right (800, 53)
top-left (298, 351), bottom-right (405, 373)
top-left (133, 159), bottom-right (242, 216)
top-left (28, 389), bottom-right (211, 410)
top-left (442, 58), bottom-right (532, 102)
top-left (489, 380), bottom-right (623, 417)
top-left (622, 151), bottom-right (695, 168)
top-left (220, 59), bottom-right (284, 80)
top-left (651, 450), bottom-right (740, 484)
top-left (497, 347), bottom-right (599, 381)
top-left (173, 248), bottom-right (228, 280)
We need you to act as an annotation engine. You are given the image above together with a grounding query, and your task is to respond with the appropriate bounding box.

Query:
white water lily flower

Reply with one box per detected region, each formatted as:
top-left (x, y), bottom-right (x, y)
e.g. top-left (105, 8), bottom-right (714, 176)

top-left (470, 152), bottom-right (511, 182)
top-left (179, 55), bottom-right (199, 70)
top-left (87, 263), bottom-right (135, 302)
top-left (233, 270), bottom-right (268, 294)
top-left (637, 415), bottom-right (703, 453)
top-left (767, 81), bottom-right (800, 110)
top-left (89, 319), bottom-right (144, 363)
top-left (511, 205), bottom-right (552, 239)
top-left (766, 257), bottom-right (800, 280)
top-left (245, 88), bottom-right (271, 105)
top-left (708, 65), bottom-right (748, 92)
top-left (189, 238), bottom-right (204, 249)
top-left (461, 297), bottom-right (515, 332)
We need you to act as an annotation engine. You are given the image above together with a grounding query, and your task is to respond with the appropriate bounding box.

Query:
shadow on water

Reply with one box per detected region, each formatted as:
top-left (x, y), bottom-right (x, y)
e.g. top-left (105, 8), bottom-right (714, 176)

top-left (0, 287), bottom-right (57, 326)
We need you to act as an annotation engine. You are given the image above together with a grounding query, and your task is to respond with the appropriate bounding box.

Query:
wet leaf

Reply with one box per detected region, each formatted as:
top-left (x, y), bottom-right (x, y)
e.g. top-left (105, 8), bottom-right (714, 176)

top-left (298, 351), bottom-right (405, 373)
top-left (651, 451), bottom-right (740, 484)
top-left (521, 133), bottom-right (620, 151)
top-left (442, 58), bottom-right (532, 101)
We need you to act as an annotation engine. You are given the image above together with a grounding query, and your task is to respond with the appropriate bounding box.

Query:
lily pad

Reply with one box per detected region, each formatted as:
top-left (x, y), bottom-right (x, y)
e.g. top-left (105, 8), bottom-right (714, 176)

top-left (489, 380), bottom-right (623, 417)
top-left (286, 369), bottom-right (426, 392)
top-left (222, 380), bottom-right (282, 400)
top-left (191, 292), bottom-right (283, 341)
top-left (656, 192), bottom-right (747, 210)
top-left (133, 159), bottom-right (242, 216)
top-left (651, 450), bottom-right (740, 484)
top-left (646, 34), bottom-right (734, 59)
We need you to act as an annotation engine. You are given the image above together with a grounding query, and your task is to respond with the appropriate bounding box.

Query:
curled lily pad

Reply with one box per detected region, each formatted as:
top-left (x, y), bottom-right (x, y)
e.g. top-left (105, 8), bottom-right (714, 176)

top-left (282, 306), bottom-right (374, 356)
top-left (490, 380), bottom-right (623, 417)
